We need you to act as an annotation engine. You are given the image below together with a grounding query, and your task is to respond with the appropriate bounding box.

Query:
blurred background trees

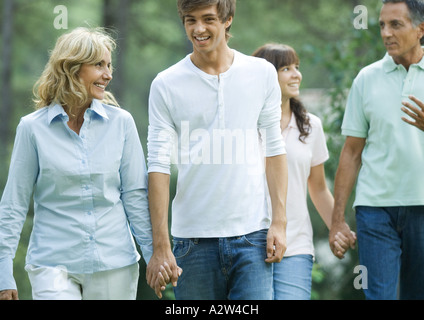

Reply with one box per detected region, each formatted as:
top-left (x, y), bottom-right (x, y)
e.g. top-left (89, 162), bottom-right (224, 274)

top-left (0, 0), bottom-right (386, 300)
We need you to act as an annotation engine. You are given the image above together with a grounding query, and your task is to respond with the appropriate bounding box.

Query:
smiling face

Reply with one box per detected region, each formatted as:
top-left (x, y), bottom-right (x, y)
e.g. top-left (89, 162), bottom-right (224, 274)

top-left (183, 4), bottom-right (232, 55)
top-left (379, 2), bottom-right (424, 66)
top-left (78, 49), bottom-right (112, 104)
top-left (278, 63), bottom-right (302, 101)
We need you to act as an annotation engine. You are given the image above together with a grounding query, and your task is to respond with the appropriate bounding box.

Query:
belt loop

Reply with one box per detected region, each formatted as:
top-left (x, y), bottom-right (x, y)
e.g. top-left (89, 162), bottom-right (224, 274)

top-left (193, 238), bottom-right (199, 244)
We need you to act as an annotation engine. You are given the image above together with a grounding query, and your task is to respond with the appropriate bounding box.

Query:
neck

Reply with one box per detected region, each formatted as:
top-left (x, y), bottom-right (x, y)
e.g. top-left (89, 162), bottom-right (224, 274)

top-left (65, 103), bottom-right (90, 135)
top-left (280, 98), bottom-right (292, 130)
top-left (281, 97), bottom-right (291, 114)
top-left (190, 45), bottom-right (234, 75)
top-left (393, 46), bottom-right (424, 70)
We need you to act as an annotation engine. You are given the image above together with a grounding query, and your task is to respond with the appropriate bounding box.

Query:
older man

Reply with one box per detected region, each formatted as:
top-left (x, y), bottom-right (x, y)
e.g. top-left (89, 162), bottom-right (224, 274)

top-left (329, 0), bottom-right (424, 300)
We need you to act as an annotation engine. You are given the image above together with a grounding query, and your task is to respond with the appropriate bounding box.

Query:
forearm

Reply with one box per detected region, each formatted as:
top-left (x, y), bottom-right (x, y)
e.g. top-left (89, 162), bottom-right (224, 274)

top-left (310, 187), bottom-right (334, 229)
top-left (332, 137), bottom-right (365, 224)
top-left (308, 164), bottom-right (334, 229)
top-left (148, 172), bottom-right (171, 251)
top-left (266, 154), bottom-right (288, 228)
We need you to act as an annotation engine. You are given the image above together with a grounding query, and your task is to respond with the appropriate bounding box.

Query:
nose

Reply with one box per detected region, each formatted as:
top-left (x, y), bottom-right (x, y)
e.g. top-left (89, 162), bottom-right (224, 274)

top-left (103, 68), bottom-right (112, 81)
top-left (292, 68), bottom-right (302, 80)
top-left (194, 21), bottom-right (207, 34)
top-left (380, 25), bottom-right (392, 38)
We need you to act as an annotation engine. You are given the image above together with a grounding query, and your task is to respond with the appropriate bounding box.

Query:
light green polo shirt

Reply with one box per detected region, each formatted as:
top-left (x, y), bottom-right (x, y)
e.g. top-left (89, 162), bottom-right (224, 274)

top-left (342, 50), bottom-right (424, 207)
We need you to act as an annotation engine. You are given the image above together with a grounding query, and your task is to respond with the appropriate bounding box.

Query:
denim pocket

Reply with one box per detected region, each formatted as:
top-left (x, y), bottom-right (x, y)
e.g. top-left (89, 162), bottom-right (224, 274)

top-left (172, 238), bottom-right (192, 259)
top-left (243, 229), bottom-right (268, 248)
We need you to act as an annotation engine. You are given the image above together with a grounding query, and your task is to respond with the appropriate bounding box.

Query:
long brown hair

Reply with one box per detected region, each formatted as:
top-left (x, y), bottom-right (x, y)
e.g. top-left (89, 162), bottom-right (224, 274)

top-left (253, 43), bottom-right (311, 142)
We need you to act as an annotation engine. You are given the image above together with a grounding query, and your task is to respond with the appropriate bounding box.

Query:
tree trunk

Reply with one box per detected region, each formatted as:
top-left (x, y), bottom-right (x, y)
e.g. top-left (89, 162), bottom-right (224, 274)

top-left (103, 0), bottom-right (132, 104)
top-left (0, 0), bottom-right (14, 150)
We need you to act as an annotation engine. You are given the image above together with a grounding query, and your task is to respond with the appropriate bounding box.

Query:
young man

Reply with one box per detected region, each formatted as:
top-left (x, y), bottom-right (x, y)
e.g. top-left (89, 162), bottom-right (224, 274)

top-left (146, 0), bottom-right (288, 299)
top-left (329, 0), bottom-right (424, 299)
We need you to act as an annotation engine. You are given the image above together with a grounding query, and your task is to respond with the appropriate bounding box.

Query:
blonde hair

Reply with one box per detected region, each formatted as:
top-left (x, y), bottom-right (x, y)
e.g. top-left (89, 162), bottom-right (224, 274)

top-left (33, 27), bottom-right (119, 116)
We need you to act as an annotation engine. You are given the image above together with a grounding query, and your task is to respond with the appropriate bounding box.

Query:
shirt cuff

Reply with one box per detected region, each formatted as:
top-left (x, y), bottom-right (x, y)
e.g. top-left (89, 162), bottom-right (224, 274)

top-left (0, 257), bottom-right (17, 291)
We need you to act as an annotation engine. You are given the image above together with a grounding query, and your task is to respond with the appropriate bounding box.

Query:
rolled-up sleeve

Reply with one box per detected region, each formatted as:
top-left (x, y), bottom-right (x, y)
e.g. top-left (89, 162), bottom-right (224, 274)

top-left (147, 76), bottom-right (177, 175)
top-left (0, 119), bottom-right (38, 291)
top-left (258, 63), bottom-right (286, 157)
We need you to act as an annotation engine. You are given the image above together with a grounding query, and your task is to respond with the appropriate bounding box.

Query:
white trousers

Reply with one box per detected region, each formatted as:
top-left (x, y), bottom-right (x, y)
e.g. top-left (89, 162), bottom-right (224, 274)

top-left (25, 263), bottom-right (139, 300)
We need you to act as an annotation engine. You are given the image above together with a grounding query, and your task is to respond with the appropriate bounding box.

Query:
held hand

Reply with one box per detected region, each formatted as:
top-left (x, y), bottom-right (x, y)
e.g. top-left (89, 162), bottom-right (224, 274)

top-left (401, 95), bottom-right (424, 131)
top-left (146, 249), bottom-right (181, 299)
top-left (0, 289), bottom-right (18, 300)
top-left (265, 224), bottom-right (287, 263)
top-left (157, 262), bottom-right (183, 288)
top-left (329, 221), bottom-right (356, 259)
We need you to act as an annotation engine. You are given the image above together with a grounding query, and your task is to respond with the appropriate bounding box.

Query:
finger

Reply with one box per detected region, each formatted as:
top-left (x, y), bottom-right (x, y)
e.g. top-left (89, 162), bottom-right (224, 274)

top-left (265, 242), bottom-right (284, 263)
top-left (158, 271), bottom-right (166, 287)
top-left (155, 285), bottom-right (163, 299)
top-left (409, 95), bottom-right (424, 109)
top-left (402, 105), bottom-right (418, 119)
top-left (160, 265), bottom-right (170, 283)
top-left (171, 265), bottom-right (180, 287)
top-left (335, 232), bottom-right (348, 248)
top-left (162, 261), bottom-right (172, 277)
top-left (333, 241), bottom-right (345, 259)
top-left (347, 231), bottom-right (357, 249)
top-left (402, 117), bottom-right (415, 125)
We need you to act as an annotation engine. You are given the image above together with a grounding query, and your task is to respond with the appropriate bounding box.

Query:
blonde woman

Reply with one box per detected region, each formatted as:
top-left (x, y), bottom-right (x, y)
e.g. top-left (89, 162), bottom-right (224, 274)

top-left (0, 27), bottom-right (153, 300)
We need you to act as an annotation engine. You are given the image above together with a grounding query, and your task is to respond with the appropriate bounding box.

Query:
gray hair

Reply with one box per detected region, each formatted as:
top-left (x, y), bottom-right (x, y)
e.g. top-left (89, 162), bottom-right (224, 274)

top-left (382, 0), bottom-right (424, 27)
top-left (382, 0), bottom-right (424, 44)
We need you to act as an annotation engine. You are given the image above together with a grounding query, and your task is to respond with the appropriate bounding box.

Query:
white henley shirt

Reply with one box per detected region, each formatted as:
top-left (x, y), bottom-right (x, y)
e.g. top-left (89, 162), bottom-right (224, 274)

top-left (147, 50), bottom-right (286, 238)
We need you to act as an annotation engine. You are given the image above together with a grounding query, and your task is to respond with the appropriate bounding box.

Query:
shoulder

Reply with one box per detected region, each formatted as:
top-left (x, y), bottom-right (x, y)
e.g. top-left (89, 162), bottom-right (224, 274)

top-left (355, 54), bottom-right (387, 81)
top-left (235, 50), bottom-right (276, 72)
top-left (152, 55), bottom-right (191, 85)
top-left (307, 113), bottom-right (324, 128)
top-left (19, 107), bottom-right (49, 128)
top-left (101, 103), bottom-right (135, 125)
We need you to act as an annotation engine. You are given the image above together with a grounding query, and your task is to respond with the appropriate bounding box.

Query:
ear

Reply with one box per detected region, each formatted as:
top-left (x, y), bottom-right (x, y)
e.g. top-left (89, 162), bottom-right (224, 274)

top-left (225, 16), bottom-right (233, 29)
top-left (419, 21), bottom-right (424, 40)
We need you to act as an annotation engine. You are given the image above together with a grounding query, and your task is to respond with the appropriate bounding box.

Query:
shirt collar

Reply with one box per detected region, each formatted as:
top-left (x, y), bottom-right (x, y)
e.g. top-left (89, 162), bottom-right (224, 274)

top-left (47, 99), bottom-right (109, 124)
top-left (287, 112), bottom-right (298, 129)
top-left (383, 46), bottom-right (424, 73)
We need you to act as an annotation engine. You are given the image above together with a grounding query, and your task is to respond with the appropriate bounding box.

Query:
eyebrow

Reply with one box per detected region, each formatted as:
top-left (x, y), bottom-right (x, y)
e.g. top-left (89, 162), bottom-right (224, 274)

top-left (185, 13), bottom-right (218, 19)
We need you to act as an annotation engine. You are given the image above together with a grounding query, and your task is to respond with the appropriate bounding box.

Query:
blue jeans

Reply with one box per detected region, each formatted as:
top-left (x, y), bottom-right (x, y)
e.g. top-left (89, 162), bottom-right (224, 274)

top-left (273, 254), bottom-right (313, 300)
top-left (172, 229), bottom-right (273, 300)
top-left (356, 206), bottom-right (424, 300)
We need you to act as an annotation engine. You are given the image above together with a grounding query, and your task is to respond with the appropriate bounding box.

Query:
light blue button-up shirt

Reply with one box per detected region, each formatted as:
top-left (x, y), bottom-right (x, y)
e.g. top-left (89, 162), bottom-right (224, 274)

top-left (0, 100), bottom-right (153, 291)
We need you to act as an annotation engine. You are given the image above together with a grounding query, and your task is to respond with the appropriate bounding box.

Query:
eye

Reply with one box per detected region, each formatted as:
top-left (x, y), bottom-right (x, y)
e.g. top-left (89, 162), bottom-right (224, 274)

top-left (392, 21), bottom-right (401, 28)
top-left (185, 18), bottom-right (196, 24)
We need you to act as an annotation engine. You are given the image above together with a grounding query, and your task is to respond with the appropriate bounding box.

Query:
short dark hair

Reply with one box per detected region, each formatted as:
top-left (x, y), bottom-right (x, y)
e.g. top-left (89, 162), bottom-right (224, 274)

top-left (382, 0), bottom-right (424, 44)
top-left (177, 0), bottom-right (236, 40)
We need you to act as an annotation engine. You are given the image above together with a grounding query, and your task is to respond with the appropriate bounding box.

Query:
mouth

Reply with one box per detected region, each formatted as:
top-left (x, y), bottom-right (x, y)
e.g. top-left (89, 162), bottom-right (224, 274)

top-left (288, 83), bottom-right (300, 88)
top-left (194, 36), bottom-right (211, 42)
top-left (94, 83), bottom-right (107, 90)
